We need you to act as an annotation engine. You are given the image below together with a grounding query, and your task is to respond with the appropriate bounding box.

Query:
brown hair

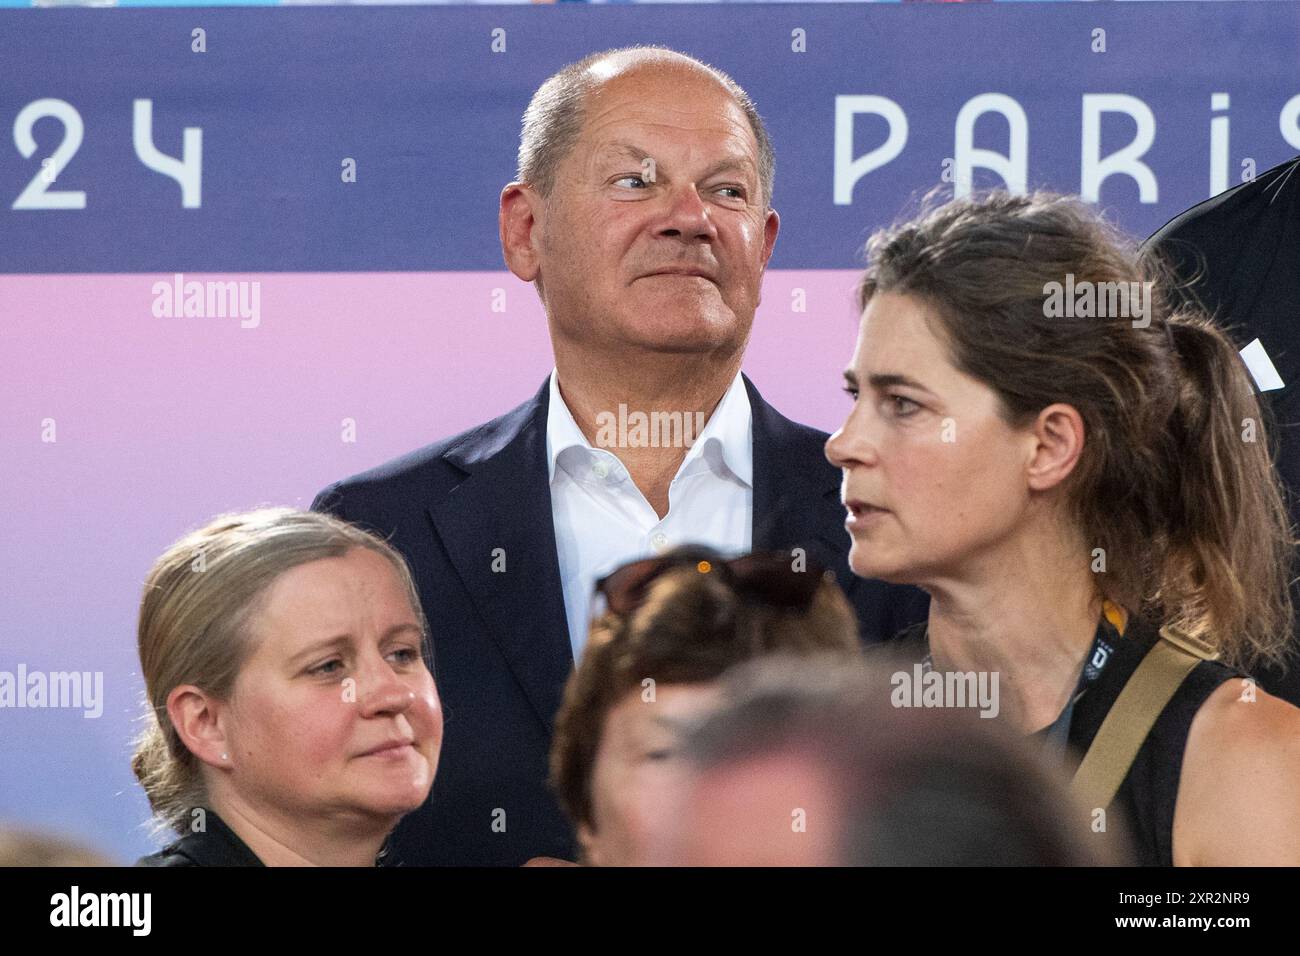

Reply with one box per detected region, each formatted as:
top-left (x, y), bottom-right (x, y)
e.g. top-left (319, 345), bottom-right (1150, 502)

top-left (550, 548), bottom-right (862, 833)
top-left (857, 190), bottom-right (1295, 673)
top-left (131, 507), bottom-right (430, 837)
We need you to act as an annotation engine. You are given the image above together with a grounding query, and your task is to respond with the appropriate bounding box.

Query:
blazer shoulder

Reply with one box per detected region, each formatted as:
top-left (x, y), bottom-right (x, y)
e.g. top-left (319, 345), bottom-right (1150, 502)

top-left (312, 382), bottom-right (547, 517)
top-left (744, 374), bottom-right (833, 451)
top-left (744, 375), bottom-right (841, 499)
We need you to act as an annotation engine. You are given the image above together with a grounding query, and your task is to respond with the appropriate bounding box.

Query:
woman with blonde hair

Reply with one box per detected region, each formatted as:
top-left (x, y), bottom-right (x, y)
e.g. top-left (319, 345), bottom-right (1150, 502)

top-left (133, 507), bottom-right (442, 866)
top-left (827, 191), bottom-right (1300, 865)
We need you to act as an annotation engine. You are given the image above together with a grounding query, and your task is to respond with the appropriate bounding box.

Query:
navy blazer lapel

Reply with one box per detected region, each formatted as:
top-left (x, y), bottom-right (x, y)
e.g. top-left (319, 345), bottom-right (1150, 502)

top-left (425, 379), bottom-right (573, 733)
top-left (745, 374), bottom-right (857, 595)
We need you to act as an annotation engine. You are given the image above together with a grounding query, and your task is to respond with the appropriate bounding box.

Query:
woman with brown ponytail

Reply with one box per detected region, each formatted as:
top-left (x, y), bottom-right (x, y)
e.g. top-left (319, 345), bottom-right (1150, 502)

top-left (825, 191), bottom-right (1300, 866)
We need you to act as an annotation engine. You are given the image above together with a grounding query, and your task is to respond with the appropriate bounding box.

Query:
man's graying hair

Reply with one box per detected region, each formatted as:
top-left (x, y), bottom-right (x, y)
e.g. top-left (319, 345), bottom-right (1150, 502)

top-left (517, 46), bottom-right (775, 211)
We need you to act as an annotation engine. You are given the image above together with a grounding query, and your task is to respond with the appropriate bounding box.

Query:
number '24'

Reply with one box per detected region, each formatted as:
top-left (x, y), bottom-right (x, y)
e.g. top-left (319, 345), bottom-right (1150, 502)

top-left (12, 98), bottom-right (202, 210)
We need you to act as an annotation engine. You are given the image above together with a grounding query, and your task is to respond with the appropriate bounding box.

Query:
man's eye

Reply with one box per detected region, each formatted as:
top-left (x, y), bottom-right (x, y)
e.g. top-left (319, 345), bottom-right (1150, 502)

top-left (644, 748), bottom-right (674, 761)
top-left (717, 186), bottom-right (745, 199)
top-left (614, 175), bottom-right (648, 189)
top-left (310, 659), bottom-right (343, 676)
top-left (843, 386), bottom-right (859, 401)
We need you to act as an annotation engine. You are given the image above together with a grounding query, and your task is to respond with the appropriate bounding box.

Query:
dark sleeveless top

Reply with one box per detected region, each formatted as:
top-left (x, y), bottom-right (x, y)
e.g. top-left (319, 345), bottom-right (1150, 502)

top-left (888, 611), bottom-right (1245, 866)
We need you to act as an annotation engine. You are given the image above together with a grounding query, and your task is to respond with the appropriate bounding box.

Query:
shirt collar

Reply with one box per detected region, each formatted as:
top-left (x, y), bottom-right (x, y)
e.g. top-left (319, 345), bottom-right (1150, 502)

top-left (545, 368), bottom-right (752, 488)
top-left (166, 807), bottom-right (265, 867)
top-left (546, 369), bottom-right (593, 484)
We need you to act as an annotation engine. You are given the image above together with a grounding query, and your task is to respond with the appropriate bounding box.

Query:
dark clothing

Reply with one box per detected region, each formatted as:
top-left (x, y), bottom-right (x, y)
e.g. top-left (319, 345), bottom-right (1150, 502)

top-left (1145, 156), bottom-right (1300, 706)
top-left (134, 809), bottom-right (264, 867)
top-left (312, 374), bottom-right (931, 866)
top-left (1069, 615), bottom-right (1242, 866)
top-left (890, 612), bottom-right (1243, 866)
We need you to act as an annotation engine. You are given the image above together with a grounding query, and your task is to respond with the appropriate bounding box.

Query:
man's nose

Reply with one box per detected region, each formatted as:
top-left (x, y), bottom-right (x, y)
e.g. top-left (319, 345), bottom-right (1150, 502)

top-left (655, 184), bottom-right (718, 242)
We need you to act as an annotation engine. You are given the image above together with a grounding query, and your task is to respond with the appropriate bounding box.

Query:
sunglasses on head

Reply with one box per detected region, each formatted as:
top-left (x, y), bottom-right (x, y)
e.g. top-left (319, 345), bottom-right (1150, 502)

top-left (593, 547), bottom-right (833, 618)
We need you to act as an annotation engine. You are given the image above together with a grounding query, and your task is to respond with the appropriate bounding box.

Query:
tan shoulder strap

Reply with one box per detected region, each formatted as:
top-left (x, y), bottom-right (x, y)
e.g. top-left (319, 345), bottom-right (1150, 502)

top-left (1069, 624), bottom-right (1214, 813)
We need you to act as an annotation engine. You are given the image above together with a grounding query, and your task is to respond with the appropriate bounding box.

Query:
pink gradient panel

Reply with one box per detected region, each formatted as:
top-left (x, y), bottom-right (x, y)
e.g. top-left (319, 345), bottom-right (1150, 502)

top-left (0, 269), bottom-right (864, 859)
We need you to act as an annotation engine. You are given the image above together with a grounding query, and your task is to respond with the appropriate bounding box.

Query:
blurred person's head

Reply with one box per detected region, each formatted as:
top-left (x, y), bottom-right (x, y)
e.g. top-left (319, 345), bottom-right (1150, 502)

top-left (550, 546), bottom-right (861, 866)
top-left (132, 508), bottom-right (442, 865)
top-left (502, 46), bottom-right (779, 369)
top-left (0, 827), bottom-right (115, 867)
top-left (656, 654), bottom-right (1129, 865)
top-left (825, 190), bottom-right (1293, 672)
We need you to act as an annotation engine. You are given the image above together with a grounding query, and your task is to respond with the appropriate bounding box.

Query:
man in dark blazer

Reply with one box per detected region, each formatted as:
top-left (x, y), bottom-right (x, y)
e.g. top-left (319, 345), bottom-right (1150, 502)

top-left (313, 46), bottom-right (930, 866)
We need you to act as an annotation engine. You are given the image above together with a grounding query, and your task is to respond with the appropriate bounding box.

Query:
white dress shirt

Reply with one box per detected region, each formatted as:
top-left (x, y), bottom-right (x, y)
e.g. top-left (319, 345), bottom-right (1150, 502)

top-left (546, 368), bottom-right (753, 660)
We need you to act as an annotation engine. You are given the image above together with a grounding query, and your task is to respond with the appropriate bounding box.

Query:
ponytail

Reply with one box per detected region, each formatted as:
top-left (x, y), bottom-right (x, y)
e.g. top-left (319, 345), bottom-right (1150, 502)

top-left (131, 712), bottom-right (202, 838)
top-left (1156, 315), bottom-right (1296, 671)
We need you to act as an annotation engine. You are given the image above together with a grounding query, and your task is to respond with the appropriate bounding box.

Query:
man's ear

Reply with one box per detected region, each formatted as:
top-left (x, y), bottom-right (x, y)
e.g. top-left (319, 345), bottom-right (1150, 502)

top-left (500, 182), bottom-right (544, 283)
top-left (1025, 402), bottom-right (1085, 493)
top-left (754, 208), bottom-right (779, 308)
top-left (761, 207), bottom-right (780, 270)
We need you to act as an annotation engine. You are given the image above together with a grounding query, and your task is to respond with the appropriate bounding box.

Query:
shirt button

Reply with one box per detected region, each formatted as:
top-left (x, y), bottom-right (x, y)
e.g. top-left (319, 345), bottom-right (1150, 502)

top-left (592, 461), bottom-right (610, 479)
top-left (651, 532), bottom-right (669, 552)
